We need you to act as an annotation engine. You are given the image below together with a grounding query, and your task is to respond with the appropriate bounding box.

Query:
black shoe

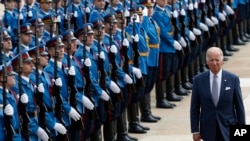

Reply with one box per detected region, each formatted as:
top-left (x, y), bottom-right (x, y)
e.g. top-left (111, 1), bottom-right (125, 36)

top-left (127, 134), bottom-right (138, 141)
top-left (151, 114), bottom-right (161, 120)
top-left (175, 86), bottom-right (189, 96)
top-left (223, 50), bottom-right (233, 56)
top-left (240, 36), bottom-right (249, 42)
top-left (233, 38), bottom-right (246, 45)
top-left (137, 123), bottom-right (150, 130)
top-left (166, 92), bottom-right (183, 101)
top-left (182, 82), bottom-right (192, 90)
top-left (141, 114), bottom-right (158, 123)
top-left (227, 45), bottom-right (239, 52)
top-left (223, 56), bottom-right (229, 61)
top-left (117, 134), bottom-right (137, 141)
top-left (156, 99), bottom-right (175, 108)
top-left (128, 123), bottom-right (147, 134)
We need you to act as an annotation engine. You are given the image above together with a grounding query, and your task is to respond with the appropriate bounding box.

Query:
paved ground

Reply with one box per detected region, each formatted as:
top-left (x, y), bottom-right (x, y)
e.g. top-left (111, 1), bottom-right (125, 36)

top-left (131, 42), bottom-right (250, 141)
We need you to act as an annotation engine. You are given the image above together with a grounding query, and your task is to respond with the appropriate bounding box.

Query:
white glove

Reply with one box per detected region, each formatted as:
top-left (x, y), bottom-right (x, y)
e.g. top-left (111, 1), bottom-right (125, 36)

top-left (194, 2), bottom-right (198, 9)
top-left (211, 16), bottom-right (219, 25)
top-left (122, 38), bottom-right (129, 47)
top-left (131, 14), bottom-right (140, 23)
top-left (37, 83), bottom-right (45, 93)
top-left (218, 12), bottom-right (226, 21)
top-left (173, 40), bottom-right (182, 50)
top-left (124, 9), bottom-right (130, 17)
top-left (53, 123), bottom-right (67, 135)
top-left (205, 18), bottom-right (214, 27)
top-left (142, 8), bottom-right (148, 16)
top-left (74, 11), bottom-right (78, 17)
top-left (4, 104), bottom-right (13, 116)
top-left (178, 37), bottom-right (187, 47)
top-left (28, 11), bottom-right (33, 17)
top-left (84, 58), bottom-right (92, 67)
top-left (36, 127), bottom-right (49, 141)
top-left (85, 7), bottom-right (90, 13)
top-left (20, 93), bottom-right (29, 104)
top-left (188, 31), bottom-right (196, 41)
top-left (201, 0), bottom-right (206, 3)
top-left (100, 90), bottom-right (110, 101)
top-left (109, 81), bottom-right (121, 93)
top-left (99, 51), bottom-right (105, 60)
top-left (173, 10), bottom-right (178, 18)
top-left (193, 28), bottom-right (202, 35)
top-left (132, 67), bottom-right (142, 78)
top-left (188, 3), bottom-right (194, 10)
top-left (68, 107), bottom-right (81, 121)
top-left (199, 22), bottom-right (209, 31)
top-left (57, 16), bottom-right (61, 22)
top-left (180, 9), bottom-right (186, 16)
top-left (68, 66), bottom-right (76, 76)
top-left (132, 34), bottom-right (139, 42)
top-left (55, 78), bottom-right (62, 87)
top-left (123, 74), bottom-right (133, 84)
top-left (225, 5), bottom-right (234, 15)
top-left (82, 95), bottom-right (94, 110)
top-left (110, 45), bottom-right (117, 54)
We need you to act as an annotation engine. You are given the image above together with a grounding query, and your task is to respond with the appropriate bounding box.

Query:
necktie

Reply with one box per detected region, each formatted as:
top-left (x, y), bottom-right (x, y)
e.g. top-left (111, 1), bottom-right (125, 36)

top-left (212, 75), bottom-right (219, 106)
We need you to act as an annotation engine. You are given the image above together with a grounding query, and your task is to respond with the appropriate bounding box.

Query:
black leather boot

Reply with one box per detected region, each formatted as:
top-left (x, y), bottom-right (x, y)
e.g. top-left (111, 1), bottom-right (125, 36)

top-left (155, 80), bottom-right (175, 108)
top-left (238, 22), bottom-right (249, 42)
top-left (221, 36), bottom-right (233, 56)
top-left (227, 29), bottom-right (239, 52)
top-left (140, 93), bottom-right (159, 122)
top-left (174, 70), bottom-right (189, 96)
top-left (166, 75), bottom-right (183, 101)
top-left (199, 51), bottom-right (208, 72)
top-left (181, 66), bottom-right (192, 90)
top-left (233, 22), bottom-right (245, 45)
top-left (103, 120), bottom-right (117, 141)
top-left (188, 62), bottom-right (194, 85)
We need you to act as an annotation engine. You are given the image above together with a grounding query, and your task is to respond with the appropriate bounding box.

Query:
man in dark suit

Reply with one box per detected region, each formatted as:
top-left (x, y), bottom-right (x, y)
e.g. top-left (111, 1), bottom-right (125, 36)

top-left (190, 47), bottom-right (246, 141)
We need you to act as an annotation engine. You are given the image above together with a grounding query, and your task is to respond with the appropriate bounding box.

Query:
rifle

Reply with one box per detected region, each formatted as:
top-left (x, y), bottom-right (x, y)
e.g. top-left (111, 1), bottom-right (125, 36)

top-left (15, 0), bottom-right (31, 140)
top-left (0, 4), bottom-right (14, 140)
top-left (206, 0), bottom-right (218, 34)
top-left (219, 0), bottom-right (228, 27)
top-left (33, 10), bottom-right (51, 141)
top-left (82, 25), bottom-right (99, 120)
top-left (53, 0), bottom-right (69, 140)
top-left (121, 1), bottom-right (136, 96)
top-left (65, 12), bottom-right (84, 141)
top-left (96, 12), bottom-right (114, 111)
top-left (131, 14), bottom-right (144, 87)
top-left (193, 1), bottom-right (203, 44)
top-left (171, 2), bottom-right (184, 56)
top-left (199, 0), bottom-right (210, 38)
top-left (108, 13), bottom-right (123, 102)
top-left (179, 3), bottom-right (192, 55)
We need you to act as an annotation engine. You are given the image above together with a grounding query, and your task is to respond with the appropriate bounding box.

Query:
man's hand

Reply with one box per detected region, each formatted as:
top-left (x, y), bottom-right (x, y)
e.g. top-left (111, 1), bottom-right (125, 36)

top-left (193, 133), bottom-right (201, 141)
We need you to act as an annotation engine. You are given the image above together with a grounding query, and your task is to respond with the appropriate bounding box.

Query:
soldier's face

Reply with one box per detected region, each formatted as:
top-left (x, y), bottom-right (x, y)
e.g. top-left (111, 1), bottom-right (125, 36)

top-left (21, 33), bottom-right (32, 45)
top-left (156, 0), bottom-right (167, 7)
top-left (3, 38), bottom-right (12, 51)
top-left (23, 61), bottom-right (34, 75)
top-left (26, 0), bottom-right (35, 5)
top-left (147, 6), bottom-right (154, 16)
top-left (39, 55), bottom-right (49, 67)
top-left (6, 75), bottom-right (15, 88)
top-left (86, 34), bottom-right (94, 46)
top-left (73, 0), bottom-right (81, 4)
top-left (111, 0), bottom-right (119, 5)
top-left (6, 1), bottom-right (15, 10)
top-left (94, 0), bottom-right (105, 9)
top-left (40, 2), bottom-right (52, 12)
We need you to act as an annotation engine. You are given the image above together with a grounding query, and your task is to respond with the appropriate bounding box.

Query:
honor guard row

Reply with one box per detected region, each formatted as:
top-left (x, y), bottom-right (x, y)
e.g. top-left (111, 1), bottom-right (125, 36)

top-left (0, 0), bottom-right (249, 140)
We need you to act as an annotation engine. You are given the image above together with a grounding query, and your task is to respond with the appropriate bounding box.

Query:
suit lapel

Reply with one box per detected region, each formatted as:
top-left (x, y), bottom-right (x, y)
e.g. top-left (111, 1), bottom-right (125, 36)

top-left (204, 72), bottom-right (215, 105)
top-left (218, 70), bottom-right (226, 106)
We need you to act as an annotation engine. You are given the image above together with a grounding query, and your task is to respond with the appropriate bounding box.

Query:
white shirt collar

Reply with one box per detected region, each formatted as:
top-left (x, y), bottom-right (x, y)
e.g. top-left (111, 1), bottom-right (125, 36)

top-left (50, 58), bottom-right (62, 69)
top-left (21, 76), bottom-right (30, 83)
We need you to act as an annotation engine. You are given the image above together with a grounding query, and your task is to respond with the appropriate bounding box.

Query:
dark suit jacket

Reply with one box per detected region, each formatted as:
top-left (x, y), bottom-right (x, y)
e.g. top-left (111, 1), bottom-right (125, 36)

top-left (190, 70), bottom-right (245, 141)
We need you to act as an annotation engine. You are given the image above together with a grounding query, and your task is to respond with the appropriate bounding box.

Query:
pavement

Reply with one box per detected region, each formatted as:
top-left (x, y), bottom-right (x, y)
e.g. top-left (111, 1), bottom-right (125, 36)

top-left (130, 42), bottom-right (250, 141)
